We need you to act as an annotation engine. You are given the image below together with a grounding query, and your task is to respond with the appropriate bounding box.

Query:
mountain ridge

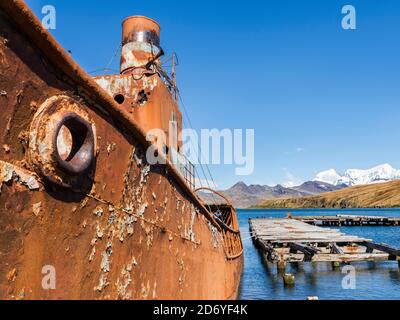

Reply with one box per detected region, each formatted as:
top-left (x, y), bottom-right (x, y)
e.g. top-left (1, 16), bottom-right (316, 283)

top-left (199, 164), bottom-right (400, 208)
top-left (199, 180), bottom-right (344, 208)
top-left (314, 163), bottom-right (400, 186)
top-left (255, 179), bottom-right (400, 209)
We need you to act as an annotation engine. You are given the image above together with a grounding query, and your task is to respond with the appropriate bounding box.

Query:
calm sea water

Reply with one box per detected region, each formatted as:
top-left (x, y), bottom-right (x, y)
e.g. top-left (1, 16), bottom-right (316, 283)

top-left (237, 208), bottom-right (400, 300)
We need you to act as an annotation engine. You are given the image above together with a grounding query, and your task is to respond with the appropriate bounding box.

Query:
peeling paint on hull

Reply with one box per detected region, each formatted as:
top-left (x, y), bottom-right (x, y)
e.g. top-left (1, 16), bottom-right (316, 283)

top-left (0, 1), bottom-right (243, 300)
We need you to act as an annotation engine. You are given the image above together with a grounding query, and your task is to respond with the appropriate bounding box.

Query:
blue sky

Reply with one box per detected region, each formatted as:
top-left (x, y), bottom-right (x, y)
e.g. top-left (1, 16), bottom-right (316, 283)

top-left (26, 0), bottom-right (400, 189)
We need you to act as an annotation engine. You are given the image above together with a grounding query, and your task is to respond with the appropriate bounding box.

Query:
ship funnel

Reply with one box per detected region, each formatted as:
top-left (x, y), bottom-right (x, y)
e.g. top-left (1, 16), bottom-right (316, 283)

top-left (120, 16), bottom-right (162, 74)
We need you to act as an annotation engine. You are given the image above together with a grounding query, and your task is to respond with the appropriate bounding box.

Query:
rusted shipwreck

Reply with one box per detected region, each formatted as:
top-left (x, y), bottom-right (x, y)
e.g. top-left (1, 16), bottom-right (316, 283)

top-left (0, 1), bottom-right (243, 299)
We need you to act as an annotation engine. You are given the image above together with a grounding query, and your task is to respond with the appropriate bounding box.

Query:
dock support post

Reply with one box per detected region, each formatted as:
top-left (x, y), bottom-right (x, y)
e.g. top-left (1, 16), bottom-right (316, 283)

top-left (277, 260), bottom-right (286, 273)
top-left (283, 273), bottom-right (295, 287)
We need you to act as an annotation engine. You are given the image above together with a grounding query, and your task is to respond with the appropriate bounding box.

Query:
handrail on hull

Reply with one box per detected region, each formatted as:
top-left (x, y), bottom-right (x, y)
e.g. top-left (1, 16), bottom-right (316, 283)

top-left (195, 187), bottom-right (243, 260)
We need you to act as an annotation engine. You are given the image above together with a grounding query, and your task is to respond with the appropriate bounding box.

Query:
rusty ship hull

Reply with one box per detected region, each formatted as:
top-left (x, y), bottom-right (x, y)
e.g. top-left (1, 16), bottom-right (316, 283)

top-left (0, 1), bottom-right (243, 300)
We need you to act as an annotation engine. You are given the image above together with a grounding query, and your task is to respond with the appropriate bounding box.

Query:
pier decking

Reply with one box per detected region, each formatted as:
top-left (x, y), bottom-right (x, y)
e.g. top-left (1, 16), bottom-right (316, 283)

top-left (299, 214), bottom-right (400, 227)
top-left (250, 218), bottom-right (400, 265)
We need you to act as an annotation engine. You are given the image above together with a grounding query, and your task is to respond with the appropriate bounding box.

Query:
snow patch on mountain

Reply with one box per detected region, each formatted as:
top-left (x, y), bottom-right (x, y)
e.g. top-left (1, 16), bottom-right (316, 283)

top-left (314, 169), bottom-right (342, 186)
top-left (314, 164), bottom-right (400, 186)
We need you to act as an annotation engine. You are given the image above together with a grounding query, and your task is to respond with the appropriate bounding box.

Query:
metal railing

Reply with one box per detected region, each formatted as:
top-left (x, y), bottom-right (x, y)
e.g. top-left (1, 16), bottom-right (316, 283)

top-left (195, 188), bottom-right (243, 260)
top-left (170, 147), bottom-right (195, 190)
top-left (183, 160), bottom-right (195, 191)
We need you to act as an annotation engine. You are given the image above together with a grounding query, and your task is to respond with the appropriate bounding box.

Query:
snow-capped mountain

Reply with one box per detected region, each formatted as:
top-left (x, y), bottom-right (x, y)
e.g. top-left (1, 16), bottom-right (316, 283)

top-left (314, 164), bottom-right (400, 186)
top-left (314, 169), bottom-right (342, 186)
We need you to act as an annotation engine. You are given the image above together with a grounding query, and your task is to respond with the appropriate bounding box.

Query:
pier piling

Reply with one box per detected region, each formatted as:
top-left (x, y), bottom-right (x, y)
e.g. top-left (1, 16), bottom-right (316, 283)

top-left (277, 260), bottom-right (286, 272)
top-left (283, 273), bottom-right (295, 286)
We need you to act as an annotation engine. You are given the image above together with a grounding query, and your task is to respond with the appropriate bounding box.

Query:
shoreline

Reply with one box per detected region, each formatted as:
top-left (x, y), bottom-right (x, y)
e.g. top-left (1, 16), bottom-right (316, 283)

top-left (237, 207), bottom-right (400, 211)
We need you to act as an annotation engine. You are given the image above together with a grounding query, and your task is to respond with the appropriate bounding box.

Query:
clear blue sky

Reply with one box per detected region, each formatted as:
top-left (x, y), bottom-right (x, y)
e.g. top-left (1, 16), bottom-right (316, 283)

top-left (26, 0), bottom-right (400, 189)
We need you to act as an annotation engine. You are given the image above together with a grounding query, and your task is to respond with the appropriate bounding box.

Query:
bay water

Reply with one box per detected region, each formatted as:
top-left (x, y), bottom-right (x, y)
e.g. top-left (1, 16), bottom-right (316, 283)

top-left (238, 208), bottom-right (400, 300)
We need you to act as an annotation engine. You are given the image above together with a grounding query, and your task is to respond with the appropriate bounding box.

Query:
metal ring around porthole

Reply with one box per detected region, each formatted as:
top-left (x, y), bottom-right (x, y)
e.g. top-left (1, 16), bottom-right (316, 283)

top-left (28, 95), bottom-right (97, 191)
top-left (52, 113), bottom-right (95, 175)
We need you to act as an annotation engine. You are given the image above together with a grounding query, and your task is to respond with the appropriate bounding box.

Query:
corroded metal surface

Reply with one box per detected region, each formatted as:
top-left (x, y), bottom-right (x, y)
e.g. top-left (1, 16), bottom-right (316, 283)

top-left (94, 73), bottom-right (182, 152)
top-left (95, 13), bottom-right (182, 157)
top-left (0, 160), bottom-right (40, 191)
top-left (28, 95), bottom-right (97, 191)
top-left (121, 16), bottom-right (162, 74)
top-left (0, 0), bottom-right (243, 300)
top-left (195, 188), bottom-right (244, 259)
top-left (122, 16), bottom-right (161, 47)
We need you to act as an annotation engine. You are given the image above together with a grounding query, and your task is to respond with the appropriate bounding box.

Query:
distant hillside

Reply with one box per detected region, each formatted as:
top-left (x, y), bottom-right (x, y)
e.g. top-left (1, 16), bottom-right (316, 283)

top-left (199, 181), bottom-right (345, 208)
top-left (255, 180), bottom-right (400, 209)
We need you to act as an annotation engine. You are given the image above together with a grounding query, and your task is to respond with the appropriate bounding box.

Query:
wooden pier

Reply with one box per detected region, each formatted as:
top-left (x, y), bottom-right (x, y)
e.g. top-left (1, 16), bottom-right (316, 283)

top-left (299, 214), bottom-right (400, 227)
top-left (250, 218), bottom-right (400, 265)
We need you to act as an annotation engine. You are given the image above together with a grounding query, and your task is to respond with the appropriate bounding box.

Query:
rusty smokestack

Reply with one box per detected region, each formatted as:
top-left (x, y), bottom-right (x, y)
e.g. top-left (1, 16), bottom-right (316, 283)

top-left (120, 16), bottom-right (161, 74)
